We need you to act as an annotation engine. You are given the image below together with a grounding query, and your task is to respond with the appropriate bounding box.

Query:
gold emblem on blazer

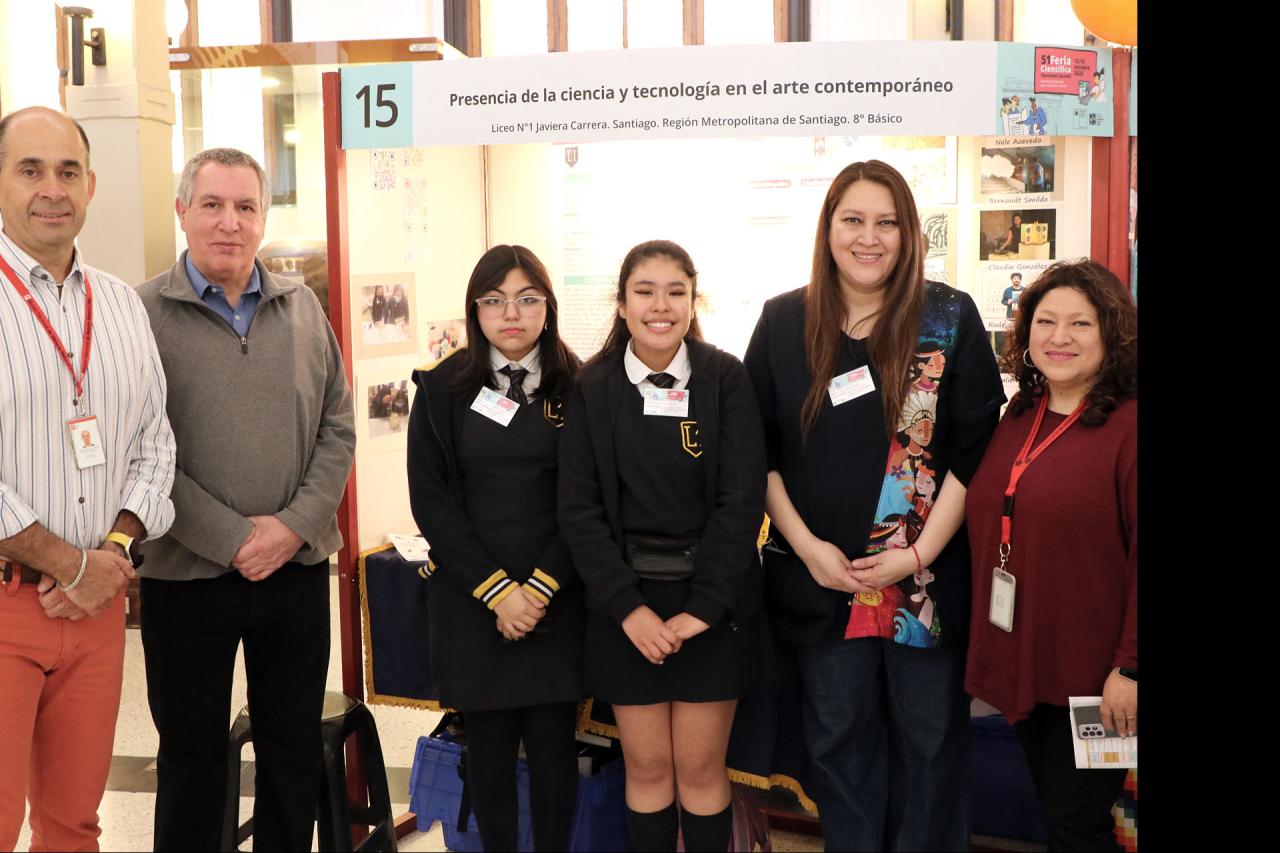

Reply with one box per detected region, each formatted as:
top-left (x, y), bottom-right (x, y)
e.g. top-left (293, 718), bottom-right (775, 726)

top-left (680, 420), bottom-right (703, 458)
top-left (543, 398), bottom-right (566, 428)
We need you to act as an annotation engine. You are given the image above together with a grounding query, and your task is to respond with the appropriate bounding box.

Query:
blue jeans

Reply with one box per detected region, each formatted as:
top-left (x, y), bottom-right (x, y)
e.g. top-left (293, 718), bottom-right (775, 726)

top-left (797, 637), bottom-right (969, 852)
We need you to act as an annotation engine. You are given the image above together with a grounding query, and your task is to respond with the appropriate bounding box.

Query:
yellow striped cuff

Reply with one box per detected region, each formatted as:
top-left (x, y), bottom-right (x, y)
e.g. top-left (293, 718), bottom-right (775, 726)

top-left (485, 581), bottom-right (519, 610)
top-left (523, 569), bottom-right (558, 604)
top-left (522, 583), bottom-right (550, 606)
top-left (475, 569), bottom-right (522, 610)
top-left (530, 568), bottom-right (559, 592)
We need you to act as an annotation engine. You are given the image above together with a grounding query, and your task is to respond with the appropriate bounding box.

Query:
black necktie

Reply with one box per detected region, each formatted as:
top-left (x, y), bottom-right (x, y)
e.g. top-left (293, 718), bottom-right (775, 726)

top-left (499, 365), bottom-right (528, 404)
top-left (647, 372), bottom-right (677, 389)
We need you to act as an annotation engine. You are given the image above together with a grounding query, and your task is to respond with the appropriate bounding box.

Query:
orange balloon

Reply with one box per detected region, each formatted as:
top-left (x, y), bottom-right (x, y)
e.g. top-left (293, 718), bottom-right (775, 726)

top-left (1071, 0), bottom-right (1137, 46)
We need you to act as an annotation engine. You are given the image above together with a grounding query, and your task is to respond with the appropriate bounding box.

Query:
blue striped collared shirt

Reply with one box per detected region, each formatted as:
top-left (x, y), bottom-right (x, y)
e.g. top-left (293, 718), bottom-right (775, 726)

top-left (0, 230), bottom-right (176, 550)
top-left (184, 253), bottom-right (261, 338)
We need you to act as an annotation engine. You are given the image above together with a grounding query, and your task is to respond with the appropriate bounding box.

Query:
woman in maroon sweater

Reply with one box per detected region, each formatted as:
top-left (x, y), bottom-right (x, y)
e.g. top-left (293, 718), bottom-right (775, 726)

top-left (965, 259), bottom-right (1136, 852)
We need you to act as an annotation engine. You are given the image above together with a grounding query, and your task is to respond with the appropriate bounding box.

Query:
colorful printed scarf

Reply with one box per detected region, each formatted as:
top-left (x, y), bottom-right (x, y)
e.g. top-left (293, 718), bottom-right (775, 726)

top-left (844, 287), bottom-right (964, 648)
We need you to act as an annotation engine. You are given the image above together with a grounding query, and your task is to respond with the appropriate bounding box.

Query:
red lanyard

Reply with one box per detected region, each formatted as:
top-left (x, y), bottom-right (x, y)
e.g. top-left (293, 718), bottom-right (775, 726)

top-left (0, 254), bottom-right (94, 400)
top-left (1000, 393), bottom-right (1084, 548)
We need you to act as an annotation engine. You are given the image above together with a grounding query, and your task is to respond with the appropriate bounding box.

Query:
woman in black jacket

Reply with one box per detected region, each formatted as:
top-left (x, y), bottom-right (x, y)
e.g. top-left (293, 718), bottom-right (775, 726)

top-left (558, 240), bottom-right (768, 853)
top-left (743, 161), bottom-right (1005, 851)
top-left (407, 245), bottom-right (583, 852)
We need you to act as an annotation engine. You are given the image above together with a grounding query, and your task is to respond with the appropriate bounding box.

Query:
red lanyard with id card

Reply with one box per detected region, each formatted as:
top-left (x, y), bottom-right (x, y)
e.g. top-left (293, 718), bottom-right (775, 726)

top-left (989, 392), bottom-right (1083, 632)
top-left (0, 254), bottom-right (104, 470)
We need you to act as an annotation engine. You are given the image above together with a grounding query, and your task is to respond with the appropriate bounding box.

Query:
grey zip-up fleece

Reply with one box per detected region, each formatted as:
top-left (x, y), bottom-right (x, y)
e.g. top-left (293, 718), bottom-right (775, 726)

top-left (135, 254), bottom-right (355, 581)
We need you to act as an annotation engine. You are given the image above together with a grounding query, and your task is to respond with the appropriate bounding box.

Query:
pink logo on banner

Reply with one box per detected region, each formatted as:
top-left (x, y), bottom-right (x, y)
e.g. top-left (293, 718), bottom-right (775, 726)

top-left (1034, 47), bottom-right (1097, 95)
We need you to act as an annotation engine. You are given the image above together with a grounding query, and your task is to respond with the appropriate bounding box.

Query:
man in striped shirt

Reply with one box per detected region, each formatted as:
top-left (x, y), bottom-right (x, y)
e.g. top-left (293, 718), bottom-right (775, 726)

top-left (0, 107), bottom-right (176, 851)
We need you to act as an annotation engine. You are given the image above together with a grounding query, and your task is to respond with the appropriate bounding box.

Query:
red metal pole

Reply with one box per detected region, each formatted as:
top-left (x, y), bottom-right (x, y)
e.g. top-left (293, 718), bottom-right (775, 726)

top-left (322, 69), bottom-right (370, 845)
top-left (1090, 47), bottom-right (1133, 286)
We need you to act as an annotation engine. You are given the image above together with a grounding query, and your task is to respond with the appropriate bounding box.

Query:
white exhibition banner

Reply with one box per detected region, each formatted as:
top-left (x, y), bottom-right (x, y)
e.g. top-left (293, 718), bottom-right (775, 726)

top-left (342, 40), bottom-right (1004, 149)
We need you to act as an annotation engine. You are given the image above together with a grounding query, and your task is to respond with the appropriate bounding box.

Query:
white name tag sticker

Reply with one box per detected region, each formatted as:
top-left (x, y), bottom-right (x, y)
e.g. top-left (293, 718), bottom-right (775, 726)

top-left (68, 415), bottom-right (106, 469)
top-left (642, 387), bottom-right (690, 417)
top-left (827, 367), bottom-right (876, 406)
top-left (471, 386), bottom-right (519, 427)
top-left (989, 566), bottom-right (1016, 632)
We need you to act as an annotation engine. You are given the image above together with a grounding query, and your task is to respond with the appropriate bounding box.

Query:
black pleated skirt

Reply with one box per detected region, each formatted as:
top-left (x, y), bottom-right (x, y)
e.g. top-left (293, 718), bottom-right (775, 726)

top-left (585, 577), bottom-right (771, 705)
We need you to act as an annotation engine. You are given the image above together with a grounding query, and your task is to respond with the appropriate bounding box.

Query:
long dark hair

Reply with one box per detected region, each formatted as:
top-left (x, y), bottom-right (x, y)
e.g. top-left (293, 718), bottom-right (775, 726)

top-left (450, 244), bottom-right (579, 399)
top-left (587, 239), bottom-right (704, 367)
top-left (801, 160), bottom-right (927, 437)
top-left (1003, 258), bottom-right (1136, 426)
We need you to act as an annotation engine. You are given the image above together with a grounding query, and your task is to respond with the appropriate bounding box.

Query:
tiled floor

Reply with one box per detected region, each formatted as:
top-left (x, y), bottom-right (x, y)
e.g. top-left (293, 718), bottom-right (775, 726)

top-left (14, 573), bottom-right (449, 852)
top-left (8, 573), bottom-right (1041, 852)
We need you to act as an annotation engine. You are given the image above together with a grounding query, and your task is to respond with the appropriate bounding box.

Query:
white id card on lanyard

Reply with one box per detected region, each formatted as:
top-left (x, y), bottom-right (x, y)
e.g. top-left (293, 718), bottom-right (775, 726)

top-left (642, 388), bottom-right (690, 417)
top-left (827, 366), bottom-right (876, 406)
top-left (470, 386), bottom-right (519, 427)
top-left (989, 567), bottom-right (1016, 632)
top-left (68, 415), bottom-right (106, 469)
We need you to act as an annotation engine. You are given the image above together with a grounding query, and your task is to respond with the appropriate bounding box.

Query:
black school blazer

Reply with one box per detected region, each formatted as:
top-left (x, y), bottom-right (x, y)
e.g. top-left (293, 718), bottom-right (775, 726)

top-left (557, 337), bottom-right (767, 627)
top-left (407, 351), bottom-right (576, 598)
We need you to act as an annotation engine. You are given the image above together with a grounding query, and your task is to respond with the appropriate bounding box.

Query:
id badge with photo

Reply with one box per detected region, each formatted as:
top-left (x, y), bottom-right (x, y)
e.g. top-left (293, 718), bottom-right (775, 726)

top-left (471, 386), bottom-right (519, 427)
top-left (827, 366), bottom-right (876, 406)
top-left (989, 566), bottom-right (1016, 632)
top-left (68, 415), bottom-right (106, 469)
top-left (643, 387), bottom-right (690, 417)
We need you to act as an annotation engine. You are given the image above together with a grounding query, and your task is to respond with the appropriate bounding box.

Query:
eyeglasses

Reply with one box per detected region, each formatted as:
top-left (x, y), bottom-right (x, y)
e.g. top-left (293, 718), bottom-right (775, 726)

top-left (474, 295), bottom-right (548, 315)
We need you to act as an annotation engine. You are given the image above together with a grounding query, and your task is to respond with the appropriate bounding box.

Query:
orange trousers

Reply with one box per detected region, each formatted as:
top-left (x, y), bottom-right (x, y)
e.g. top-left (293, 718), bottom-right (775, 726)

top-left (0, 584), bottom-right (125, 853)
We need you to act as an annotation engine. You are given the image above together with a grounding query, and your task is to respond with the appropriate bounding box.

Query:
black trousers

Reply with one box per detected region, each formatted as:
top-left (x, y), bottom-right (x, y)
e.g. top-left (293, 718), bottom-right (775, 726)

top-left (1014, 704), bottom-right (1127, 852)
top-left (141, 562), bottom-right (331, 852)
top-left (464, 702), bottom-right (580, 852)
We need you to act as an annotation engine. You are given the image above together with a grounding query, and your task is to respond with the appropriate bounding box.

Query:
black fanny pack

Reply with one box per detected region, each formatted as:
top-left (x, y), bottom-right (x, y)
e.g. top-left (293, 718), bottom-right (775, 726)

top-left (625, 535), bottom-right (698, 581)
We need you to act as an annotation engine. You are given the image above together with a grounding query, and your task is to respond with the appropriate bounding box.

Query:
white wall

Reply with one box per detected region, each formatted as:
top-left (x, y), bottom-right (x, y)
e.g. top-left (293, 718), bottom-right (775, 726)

top-left (344, 144), bottom-right (487, 550)
top-left (0, 0), bottom-right (60, 111)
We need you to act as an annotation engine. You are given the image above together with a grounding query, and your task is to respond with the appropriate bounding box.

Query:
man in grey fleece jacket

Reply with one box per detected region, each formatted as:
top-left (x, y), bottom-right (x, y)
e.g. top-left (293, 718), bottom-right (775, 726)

top-left (136, 148), bottom-right (355, 851)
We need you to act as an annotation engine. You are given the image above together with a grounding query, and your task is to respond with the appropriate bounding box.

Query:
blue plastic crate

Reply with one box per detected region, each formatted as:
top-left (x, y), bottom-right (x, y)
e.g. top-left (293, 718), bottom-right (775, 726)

top-left (969, 714), bottom-right (1047, 843)
top-left (408, 733), bottom-right (533, 851)
top-left (409, 732), bottom-right (627, 852)
top-left (567, 756), bottom-right (628, 852)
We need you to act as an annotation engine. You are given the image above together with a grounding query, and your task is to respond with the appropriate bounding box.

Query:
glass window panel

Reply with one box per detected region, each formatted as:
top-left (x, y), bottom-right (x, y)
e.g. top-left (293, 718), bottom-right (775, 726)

top-left (811, 0), bottom-right (910, 41)
top-left (568, 0), bottom-right (623, 51)
top-left (197, 0), bottom-right (261, 45)
top-left (627, 0), bottom-right (683, 48)
top-left (487, 0), bottom-right (550, 56)
top-left (1014, 0), bottom-right (1085, 45)
top-left (704, 0), bottom-right (774, 45)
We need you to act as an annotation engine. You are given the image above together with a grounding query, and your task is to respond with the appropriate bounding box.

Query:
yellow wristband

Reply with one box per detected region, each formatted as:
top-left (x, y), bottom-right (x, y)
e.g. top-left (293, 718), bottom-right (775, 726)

top-left (106, 531), bottom-right (135, 553)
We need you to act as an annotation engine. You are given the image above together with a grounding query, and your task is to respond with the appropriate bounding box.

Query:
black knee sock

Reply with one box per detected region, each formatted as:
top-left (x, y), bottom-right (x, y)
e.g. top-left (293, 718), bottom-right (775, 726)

top-left (626, 801), bottom-right (679, 852)
top-left (679, 804), bottom-right (733, 853)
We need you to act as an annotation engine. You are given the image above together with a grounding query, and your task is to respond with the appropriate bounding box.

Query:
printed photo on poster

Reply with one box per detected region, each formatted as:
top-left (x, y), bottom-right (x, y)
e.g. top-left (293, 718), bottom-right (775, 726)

top-left (367, 378), bottom-right (411, 439)
top-left (978, 209), bottom-right (1056, 262)
top-left (980, 141), bottom-right (1057, 197)
top-left (352, 273), bottom-right (417, 359)
top-left (356, 359), bottom-right (420, 453)
top-left (920, 207), bottom-right (958, 286)
top-left (978, 262), bottom-right (1052, 356)
top-left (424, 318), bottom-right (466, 363)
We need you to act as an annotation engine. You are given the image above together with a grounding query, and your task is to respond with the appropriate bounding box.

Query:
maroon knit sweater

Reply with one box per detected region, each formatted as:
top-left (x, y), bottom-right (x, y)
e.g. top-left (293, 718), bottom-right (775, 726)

top-left (964, 397), bottom-right (1137, 723)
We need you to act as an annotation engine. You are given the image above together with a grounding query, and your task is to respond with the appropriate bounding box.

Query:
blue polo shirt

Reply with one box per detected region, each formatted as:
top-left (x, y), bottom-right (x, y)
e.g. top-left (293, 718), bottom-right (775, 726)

top-left (185, 254), bottom-right (262, 338)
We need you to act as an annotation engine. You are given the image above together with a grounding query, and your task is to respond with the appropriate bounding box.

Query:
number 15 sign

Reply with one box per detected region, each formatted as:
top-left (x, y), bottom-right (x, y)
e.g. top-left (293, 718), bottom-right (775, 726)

top-left (341, 64), bottom-right (414, 149)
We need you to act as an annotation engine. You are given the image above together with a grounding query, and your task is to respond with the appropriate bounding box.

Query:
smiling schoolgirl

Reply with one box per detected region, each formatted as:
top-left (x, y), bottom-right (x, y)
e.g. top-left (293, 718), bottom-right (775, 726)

top-left (558, 240), bottom-right (768, 853)
top-left (407, 245), bottom-right (583, 852)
